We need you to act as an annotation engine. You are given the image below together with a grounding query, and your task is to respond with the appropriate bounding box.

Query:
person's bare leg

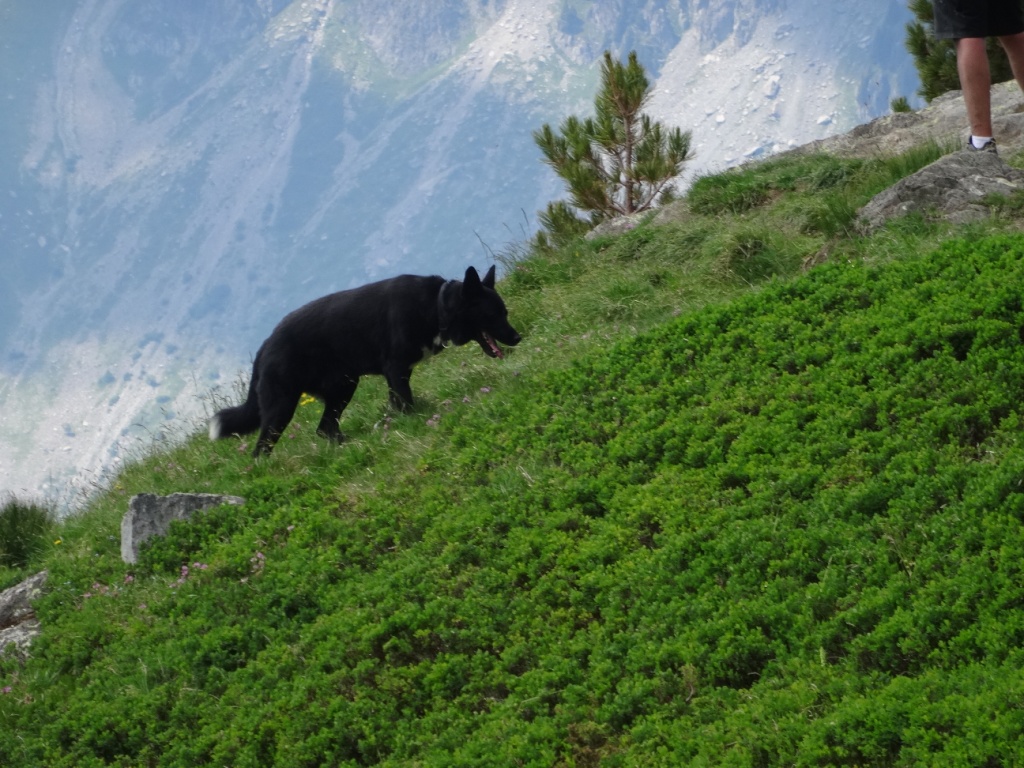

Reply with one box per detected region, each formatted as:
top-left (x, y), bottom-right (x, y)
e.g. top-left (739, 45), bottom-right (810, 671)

top-left (957, 37), bottom-right (993, 139)
top-left (998, 31), bottom-right (1024, 93)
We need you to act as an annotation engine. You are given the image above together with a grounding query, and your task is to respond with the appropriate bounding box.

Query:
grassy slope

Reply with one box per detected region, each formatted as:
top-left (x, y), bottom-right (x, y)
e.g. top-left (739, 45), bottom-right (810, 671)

top-left (4, 145), bottom-right (1024, 766)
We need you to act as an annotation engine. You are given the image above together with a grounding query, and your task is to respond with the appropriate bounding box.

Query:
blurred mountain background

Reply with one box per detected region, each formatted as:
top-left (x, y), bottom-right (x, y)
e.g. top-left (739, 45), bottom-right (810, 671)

top-left (0, 0), bottom-right (920, 504)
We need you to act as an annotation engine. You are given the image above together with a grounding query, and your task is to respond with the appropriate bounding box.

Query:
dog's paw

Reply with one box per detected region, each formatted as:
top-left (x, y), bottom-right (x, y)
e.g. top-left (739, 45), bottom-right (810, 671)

top-left (315, 427), bottom-right (346, 443)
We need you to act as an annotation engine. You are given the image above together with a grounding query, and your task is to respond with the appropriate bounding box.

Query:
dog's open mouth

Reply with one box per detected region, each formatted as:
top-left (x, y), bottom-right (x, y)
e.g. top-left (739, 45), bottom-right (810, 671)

top-left (481, 332), bottom-right (504, 359)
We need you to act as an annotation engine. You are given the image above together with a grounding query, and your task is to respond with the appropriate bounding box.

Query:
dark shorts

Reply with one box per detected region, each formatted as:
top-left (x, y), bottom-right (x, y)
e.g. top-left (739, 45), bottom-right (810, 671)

top-left (934, 0), bottom-right (1024, 39)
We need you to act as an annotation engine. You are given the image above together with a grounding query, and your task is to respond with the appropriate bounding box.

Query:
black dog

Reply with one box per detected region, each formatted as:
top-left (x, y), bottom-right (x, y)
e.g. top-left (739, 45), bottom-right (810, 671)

top-left (209, 265), bottom-right (521, 456)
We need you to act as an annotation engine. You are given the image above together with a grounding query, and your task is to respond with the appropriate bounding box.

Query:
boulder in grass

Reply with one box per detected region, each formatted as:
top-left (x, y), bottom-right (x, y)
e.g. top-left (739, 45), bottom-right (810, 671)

top-left (858, 149), bottom-right (1024, 232)
top-left (0, 570), bottom-right (47, 659)
top-left (121, 493), bottom-right (244, 564)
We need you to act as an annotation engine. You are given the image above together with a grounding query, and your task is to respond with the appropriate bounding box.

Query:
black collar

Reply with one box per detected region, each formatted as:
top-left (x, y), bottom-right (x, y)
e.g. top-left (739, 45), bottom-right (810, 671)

top-left (437, 279), bottom-right (456, 341)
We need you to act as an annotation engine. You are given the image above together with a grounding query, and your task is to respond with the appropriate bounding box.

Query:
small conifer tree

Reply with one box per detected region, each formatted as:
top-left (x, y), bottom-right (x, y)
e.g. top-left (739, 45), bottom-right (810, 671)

top-left (533, 50), bottom-right (692, 242)
top-left (906, 0), bottom-right (1019, 102)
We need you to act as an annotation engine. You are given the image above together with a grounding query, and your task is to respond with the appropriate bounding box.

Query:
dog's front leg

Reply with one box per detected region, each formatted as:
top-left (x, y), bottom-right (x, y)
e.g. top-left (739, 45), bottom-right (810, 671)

top-left (384, 364), bottom-right (415, 412)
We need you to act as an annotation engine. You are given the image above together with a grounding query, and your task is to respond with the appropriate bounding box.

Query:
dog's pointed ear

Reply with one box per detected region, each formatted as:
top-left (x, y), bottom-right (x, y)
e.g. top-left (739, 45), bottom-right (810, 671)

top-left (482, 265), bottom-right (496, 289)
top-left (463, 266), bottom-right (482, 297)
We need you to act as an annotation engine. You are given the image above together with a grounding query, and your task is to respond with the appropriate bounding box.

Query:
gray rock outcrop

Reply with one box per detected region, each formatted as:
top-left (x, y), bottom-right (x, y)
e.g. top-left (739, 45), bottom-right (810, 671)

top-left (0, 570), bottom-right (48, 658)
top-left (792, 80), bottom-right (1024, 160)
top-left (858, 149), bottom-right (1024, 232)
top-left (586, 210), bottom-right (653, 240)
top-left (121, 493), bottom-right (245, 564)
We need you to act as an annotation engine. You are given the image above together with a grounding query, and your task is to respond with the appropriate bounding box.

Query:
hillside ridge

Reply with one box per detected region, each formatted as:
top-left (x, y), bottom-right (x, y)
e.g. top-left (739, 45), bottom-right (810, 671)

top-left (4, 112), bottom-right (1024, 765)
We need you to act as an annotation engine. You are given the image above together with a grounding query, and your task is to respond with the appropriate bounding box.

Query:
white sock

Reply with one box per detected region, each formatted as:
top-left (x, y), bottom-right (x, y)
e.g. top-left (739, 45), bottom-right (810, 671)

top-left (971, 135), bottom-right (994, 149)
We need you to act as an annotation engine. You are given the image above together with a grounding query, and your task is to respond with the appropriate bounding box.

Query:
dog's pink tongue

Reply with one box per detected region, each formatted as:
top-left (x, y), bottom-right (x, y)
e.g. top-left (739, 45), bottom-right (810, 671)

top-left (486, 334), bottom-right (504, 358)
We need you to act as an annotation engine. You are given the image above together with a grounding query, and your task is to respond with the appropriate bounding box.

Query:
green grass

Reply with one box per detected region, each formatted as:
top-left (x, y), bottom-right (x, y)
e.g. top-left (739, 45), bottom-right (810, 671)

top-left (0, 498), bottom-right (55, 582)
top-left (4, 146), bottom-right (1024, 766)
top-left (686, 139), bottom-right (953, 223)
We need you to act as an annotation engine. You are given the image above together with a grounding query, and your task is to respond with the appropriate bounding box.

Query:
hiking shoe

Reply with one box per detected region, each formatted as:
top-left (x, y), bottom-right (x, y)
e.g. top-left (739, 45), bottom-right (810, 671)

top-left (967, 136), bottom-right (998, 153)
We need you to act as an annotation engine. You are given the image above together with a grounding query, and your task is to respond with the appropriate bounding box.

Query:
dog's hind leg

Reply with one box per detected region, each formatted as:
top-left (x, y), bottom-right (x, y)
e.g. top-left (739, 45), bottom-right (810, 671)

top-left (254, 406), bottom-right (297, 456)
top-left (384, 364), bottom-right (415, 412)
top-left (316, 378), bottom-right (357, 443)
top-left (253, 380), bottom-right (300, 457)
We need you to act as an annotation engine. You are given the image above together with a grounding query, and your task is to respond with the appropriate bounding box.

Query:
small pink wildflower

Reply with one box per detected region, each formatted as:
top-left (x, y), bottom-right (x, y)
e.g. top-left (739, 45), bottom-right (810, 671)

top-left (250, 551), bottom-right (265, 574)
top-left (170, 564), bottom-right (191, 589)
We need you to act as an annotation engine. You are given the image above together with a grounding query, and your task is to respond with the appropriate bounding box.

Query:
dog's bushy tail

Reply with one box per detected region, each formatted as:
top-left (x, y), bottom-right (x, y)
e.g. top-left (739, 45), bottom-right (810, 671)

top-left (209, 350), bottom-right (262, 440)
